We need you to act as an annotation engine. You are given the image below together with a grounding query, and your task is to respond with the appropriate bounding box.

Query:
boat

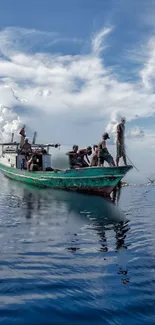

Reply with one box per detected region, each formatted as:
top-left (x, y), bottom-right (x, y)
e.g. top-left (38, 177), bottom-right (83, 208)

top-left (0, 141), bottom-right (132, 198)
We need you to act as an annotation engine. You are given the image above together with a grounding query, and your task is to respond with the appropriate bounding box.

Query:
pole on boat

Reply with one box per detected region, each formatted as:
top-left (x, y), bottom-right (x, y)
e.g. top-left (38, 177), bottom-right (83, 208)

top-left (11, 133), bottom-right (14, 143)
top-left (125, 153), bottom-right (140, 172)
top-left (32, 131), bottom-right (37, 144)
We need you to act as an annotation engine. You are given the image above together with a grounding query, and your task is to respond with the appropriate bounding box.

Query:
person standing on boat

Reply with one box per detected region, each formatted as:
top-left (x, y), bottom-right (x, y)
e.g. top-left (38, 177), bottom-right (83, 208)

top-left (21, 138), bottom-right (32, 152)
top-left (116, 118), bottom-right (127, 166)
top-left (66, 145), bottom-right (81, 169)
top-left (21, 158), bottom-right (26, 170)
top-left (19, 125), bottom-right (26, 148)
top-left (90, 145), bottom-right (98, 167)
top-left (21, 138), bottom-right (32, 160)
top-left (77, 146), bottom-right (92, 167)
top-left (98, 133), bottom-right (115, 167)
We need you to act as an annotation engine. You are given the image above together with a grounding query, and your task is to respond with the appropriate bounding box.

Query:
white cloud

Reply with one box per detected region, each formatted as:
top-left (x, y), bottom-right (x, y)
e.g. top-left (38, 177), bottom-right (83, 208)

top-left (0, 105), bottom-right (21, 142)
top-left (140, 38), bottom-right (155, 90)
top-left (127, 126), bottom-right (145, 138)
top-left (92, 27), bottom-right (113, 55)
top-left (4, 85), bottom-right (27, 103)
top-left (0, 25), bottom-right (155, 177)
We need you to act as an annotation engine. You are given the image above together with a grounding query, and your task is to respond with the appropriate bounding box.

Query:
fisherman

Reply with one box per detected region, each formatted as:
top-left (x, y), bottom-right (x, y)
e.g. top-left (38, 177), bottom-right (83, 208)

top-left (27, 156), bottom-right (33, 171)
top-left (21, 138), bottom-right (32, 152)
top-left (98, 133), bottom-right (115, 166)
top-left (90, 145), bottom-right (98, 167)
top-left (30, 155), bottom-right (39, 171)
top-left (21, 138), bottom-right (32, 160)
top-left (27, 155), bottom-right (39, 171)
top-left (19, 125), bottom-right (26, 148)
top-left (116, 117), bottom-right (127, 166)
top-left (77, 146), bottom-right (92, 167)
top-left (66, 145), bottom-right (81, 169)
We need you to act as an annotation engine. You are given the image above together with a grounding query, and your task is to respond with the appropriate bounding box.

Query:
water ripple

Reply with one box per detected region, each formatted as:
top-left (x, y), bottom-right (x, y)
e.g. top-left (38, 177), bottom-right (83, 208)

top-left (0, 176), bottom-right (154, 324)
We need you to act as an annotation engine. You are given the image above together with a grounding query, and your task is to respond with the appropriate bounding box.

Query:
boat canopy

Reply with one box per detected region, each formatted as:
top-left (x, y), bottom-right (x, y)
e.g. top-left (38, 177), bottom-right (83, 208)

top-left (0, 143), bottom-right (57, 154)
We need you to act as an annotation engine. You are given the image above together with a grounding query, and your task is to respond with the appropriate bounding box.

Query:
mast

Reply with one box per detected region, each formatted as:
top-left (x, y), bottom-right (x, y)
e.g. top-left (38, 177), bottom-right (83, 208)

top-left (32, 131), bottom-right (37, 144)
top-left (11, 133), bottom-right (14, 143)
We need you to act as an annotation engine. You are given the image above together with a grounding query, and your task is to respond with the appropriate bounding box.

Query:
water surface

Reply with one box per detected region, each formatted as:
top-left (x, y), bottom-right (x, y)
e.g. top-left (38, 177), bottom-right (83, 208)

top-left (0, 175), bottom-right (155, 325)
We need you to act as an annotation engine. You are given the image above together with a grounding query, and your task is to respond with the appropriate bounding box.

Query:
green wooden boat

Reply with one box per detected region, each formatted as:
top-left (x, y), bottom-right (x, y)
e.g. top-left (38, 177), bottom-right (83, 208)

top-left (0, 142), bottom-right (132, 197)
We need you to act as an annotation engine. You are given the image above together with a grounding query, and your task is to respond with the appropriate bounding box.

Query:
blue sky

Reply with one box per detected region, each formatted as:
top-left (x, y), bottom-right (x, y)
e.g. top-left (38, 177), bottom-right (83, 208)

top-left (0, 0), bottom-right (110, 36)
top-left (0, 0), bottom-right (155, 181)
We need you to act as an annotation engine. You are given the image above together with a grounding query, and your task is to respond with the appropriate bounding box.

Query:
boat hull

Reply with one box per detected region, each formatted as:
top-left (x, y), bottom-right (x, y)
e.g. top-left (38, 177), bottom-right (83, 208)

top-left (0, 163), bottom-right (132, 197)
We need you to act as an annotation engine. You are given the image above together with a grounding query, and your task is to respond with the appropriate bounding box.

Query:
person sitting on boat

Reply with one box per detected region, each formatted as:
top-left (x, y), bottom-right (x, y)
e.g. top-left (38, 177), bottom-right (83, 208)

top-left (90, 145), bottom-right (98, 167)
top-left (77, 146), bottom-right (92, 167)
top-left (30, 158), bottom-right (39, 171)
top-left (27, 156), bottom-right (33, 171)
top-left (98, 133), bottom-right (115, 167)
top-left (27, 155), bottom-right (39, 171)
top-left (66, 145), bottom-right (82, 169)
top-left (19, 125), bottom-right (26, 148)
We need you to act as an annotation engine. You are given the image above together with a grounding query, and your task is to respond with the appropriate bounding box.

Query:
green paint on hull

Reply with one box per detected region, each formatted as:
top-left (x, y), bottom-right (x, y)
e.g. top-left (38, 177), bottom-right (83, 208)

top-left (0, 163), bottom-right (132, 196)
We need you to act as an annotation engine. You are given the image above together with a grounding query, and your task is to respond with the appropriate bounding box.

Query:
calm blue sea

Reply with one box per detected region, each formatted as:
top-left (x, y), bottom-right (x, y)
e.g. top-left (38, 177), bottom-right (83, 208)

top-left (0, 174), bottom-right (155, 325)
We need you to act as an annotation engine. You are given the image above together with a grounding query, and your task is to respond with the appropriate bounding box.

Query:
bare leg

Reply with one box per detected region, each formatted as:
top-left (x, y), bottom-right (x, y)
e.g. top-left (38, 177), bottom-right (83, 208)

top-left (98, 160), bottom-right (101, 167)
top-left (122, 154), bottom-right (127, 166)
top-left (116, 157), bottom-right (119, 166)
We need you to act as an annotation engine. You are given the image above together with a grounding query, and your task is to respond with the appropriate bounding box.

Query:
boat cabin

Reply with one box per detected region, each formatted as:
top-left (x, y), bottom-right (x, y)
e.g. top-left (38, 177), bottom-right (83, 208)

top-left (0, 142), bottom-right (54, 171)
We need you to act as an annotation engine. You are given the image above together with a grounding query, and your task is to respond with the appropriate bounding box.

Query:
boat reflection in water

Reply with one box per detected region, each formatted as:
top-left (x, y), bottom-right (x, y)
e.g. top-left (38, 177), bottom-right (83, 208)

top-left (4, 178), bottom-right (130, 284)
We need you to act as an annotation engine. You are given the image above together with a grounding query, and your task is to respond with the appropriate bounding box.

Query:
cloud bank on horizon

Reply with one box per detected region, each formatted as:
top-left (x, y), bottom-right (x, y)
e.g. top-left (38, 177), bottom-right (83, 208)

top-left (0, 2), bottom-right (155, 179)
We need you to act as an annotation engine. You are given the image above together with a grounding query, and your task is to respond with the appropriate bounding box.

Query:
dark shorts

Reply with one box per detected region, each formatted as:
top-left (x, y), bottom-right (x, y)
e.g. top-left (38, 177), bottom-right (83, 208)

top-left (79, 158), bottom-right (89, 168)
top-left (98, 154), bottom-right (114, 166)
top-left (117, 142), bottom-right (125, 158)
top-left (98, 156), bottom-right (104, 165)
